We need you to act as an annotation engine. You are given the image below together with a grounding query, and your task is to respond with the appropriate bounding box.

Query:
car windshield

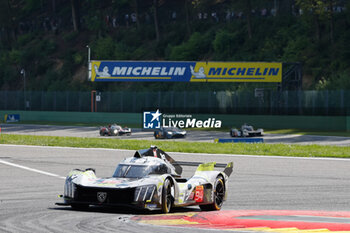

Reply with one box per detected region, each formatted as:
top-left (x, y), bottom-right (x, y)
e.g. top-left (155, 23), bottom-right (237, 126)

top-left (165, 127), bottom-right (181, 132)
top-left (113, 164), bottom-right (169, 178)
top-left (242, 125), bottom-right (253, 131)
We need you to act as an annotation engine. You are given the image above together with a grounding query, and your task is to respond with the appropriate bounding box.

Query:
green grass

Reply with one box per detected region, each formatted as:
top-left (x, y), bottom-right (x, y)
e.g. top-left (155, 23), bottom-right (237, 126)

top-left (189, 127), bottom-right (350, 137)
top-left (4, 121), bottom-right (140, 128)
top-left (264, 129), bottom-right (350, 137)
top-left (0, 134), bottom-right (349, 158)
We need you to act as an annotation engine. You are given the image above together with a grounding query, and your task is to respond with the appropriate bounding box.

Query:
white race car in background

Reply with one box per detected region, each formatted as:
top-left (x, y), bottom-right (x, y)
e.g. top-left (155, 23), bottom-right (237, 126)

top-left (99, 124), bottom-right (131, 136)
top-left (230, 123), bottom-right (264, 137)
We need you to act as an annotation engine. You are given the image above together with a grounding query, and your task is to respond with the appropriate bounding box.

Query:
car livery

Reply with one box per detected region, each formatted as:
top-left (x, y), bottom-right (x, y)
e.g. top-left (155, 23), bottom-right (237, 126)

top-left (99, 124), bottom-right (131, 136)
top-left (56, 146), bottom-right (233, 213)
top-left (154, 127), bottom-right (186, 139)
top-left (230, 124), bottom-right (263, 137)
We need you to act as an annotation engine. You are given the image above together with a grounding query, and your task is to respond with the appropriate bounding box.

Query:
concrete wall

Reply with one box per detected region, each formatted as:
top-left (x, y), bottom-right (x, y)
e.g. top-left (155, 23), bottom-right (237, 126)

top-left (0, 111), bottom-right (141, 125)
top-left (0, 110), bottom-right (348, 131)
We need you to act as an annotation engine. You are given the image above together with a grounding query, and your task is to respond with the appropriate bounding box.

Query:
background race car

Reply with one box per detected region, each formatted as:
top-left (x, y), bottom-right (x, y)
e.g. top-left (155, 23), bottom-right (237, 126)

top-left (56, 146), bottom-right (233, 213)
top-left (230, 124), bottom-right (263, 137)
top-left (154, 127), bottom-right (186, 139)
top-left (99, 124), bottom-right (131, 136)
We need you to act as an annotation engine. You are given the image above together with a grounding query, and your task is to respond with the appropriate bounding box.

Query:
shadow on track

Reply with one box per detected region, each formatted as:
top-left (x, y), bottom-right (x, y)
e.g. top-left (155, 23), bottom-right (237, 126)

top-left (50, 206), bottom-right (200, 215)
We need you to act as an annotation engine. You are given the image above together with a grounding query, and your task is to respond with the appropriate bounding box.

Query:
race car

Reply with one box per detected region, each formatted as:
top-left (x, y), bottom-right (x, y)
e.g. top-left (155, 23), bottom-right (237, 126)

top-left (230, 123), bottom-right (263, 137)
top-left (99, 124), bottom-right (131, 136)
top-left (154, 127), bottom-right (186, 139)
top-left (56, 146), bottom-right (233, 213)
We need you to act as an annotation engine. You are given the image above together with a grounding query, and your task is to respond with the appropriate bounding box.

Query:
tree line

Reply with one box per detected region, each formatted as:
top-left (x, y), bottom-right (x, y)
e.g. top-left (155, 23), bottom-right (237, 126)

top-left (0, 0), bottom-right (349, 91)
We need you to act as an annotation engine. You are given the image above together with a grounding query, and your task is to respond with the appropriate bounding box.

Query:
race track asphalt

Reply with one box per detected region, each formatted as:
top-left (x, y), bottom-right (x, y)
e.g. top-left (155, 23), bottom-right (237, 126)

top-left (1, 124), bottom-right (350, 146)
top-left (0, 145), bottom-right (349, 233)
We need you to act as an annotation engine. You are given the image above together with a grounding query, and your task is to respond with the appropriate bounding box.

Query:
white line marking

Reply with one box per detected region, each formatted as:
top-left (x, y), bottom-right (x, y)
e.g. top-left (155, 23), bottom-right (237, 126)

top-left (0, 144), bottom-right (349, 162)
top-left (0, 159), bottom-right (66, 179)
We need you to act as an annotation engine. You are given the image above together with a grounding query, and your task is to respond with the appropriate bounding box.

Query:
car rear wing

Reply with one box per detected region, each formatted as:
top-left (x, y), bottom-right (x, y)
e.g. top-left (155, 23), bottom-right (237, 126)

top-left (177, 161), bottom-right (227, 168)
top-left (177, 161), bottom-right (233, 177)
top-left (134, 146), bottom-right (233, 177)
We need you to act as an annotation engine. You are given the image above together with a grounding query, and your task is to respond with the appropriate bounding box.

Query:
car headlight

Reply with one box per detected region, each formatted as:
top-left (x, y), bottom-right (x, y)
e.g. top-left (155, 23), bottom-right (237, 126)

top-left (114, 130), bottom-right (118, 134)
top-left (64, 179), bottom-right (76, 198)
top-left (134, 185), bottom-right (156, 202)
top-left (167, 132), bottom-right (173, 135)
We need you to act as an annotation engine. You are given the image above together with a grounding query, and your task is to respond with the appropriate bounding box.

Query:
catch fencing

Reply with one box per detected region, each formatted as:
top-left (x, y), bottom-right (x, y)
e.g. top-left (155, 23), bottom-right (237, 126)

top-left (0, 90), bottom-right (349, 116)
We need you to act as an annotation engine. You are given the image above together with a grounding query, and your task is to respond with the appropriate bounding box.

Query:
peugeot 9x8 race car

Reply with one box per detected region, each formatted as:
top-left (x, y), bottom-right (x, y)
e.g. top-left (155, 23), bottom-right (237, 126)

top-left (154, 127), bottom-right (187, 139)
top-left (230, 123), bottom-right (264, 137)
top-left (56, 146), bottom-right (233, 213)
top-left (99, 124), bottom-right (131, 136)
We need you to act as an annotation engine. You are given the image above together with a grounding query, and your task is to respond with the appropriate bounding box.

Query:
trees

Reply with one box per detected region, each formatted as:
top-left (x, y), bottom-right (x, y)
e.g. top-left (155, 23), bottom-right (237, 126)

top-left (184, 0), bottom-right (191, 36)
top-left (296, 0), bottom-right (337, 43)
top-left (153, 0), bottom-right (160, 42)
top-left (0, 0), bottom-right (349, 91)
top-left (71, 0), bottom-right (81, 31)
top-left (221, 0), bottom-right (254, 39)
top-left (0, 0), bottom-right (17, 45)
top-left (244, 0), bottom-right (253, 39)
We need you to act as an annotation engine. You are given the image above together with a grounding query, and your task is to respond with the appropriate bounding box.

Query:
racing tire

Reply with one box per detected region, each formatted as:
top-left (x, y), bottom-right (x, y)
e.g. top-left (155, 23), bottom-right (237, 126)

top-left (161, 178), bottom-right (173, 213)
top-left (71, 204), bottom-right (89, 210)
top-left (100, 130), bottom-right (108, 136)
top-left (200, 177), bottom-right (225, 211)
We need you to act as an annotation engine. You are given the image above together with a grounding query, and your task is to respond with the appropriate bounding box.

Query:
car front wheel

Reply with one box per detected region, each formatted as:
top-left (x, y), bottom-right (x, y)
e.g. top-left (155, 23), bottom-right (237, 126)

top-left (161, 179), bottom-right (173, 213)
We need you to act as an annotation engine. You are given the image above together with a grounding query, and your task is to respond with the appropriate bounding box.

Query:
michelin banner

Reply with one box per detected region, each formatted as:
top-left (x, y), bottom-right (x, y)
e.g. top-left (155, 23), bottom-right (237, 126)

top-left (90, 61), bottom-right (282, 82)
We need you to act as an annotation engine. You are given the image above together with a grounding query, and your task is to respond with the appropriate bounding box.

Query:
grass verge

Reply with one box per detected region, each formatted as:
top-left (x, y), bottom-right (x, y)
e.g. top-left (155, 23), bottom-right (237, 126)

top-left (188, 127), bottom-right (350, 137)
top-left (0, 134), bottom-right (349, 158)
top-left (4, 121), bottom-right (140, 128)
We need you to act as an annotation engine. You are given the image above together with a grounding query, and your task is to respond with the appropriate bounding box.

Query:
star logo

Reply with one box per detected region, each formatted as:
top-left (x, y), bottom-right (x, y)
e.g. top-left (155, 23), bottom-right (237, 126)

top-left (143, 110), bottom-right (162, 130)
top-left (150, 109), bottom-right (162, 122)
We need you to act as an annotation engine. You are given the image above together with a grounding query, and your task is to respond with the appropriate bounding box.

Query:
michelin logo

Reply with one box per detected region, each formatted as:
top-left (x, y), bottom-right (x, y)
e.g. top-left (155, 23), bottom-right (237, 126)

top-left (5, 114), bottom-right (20, 123)
top-left (94, 65), bottom-right (111, 77)
top-left (143, 109), bottom-right (162, 129)
top-left (190, 65), bottom-right (206, 78)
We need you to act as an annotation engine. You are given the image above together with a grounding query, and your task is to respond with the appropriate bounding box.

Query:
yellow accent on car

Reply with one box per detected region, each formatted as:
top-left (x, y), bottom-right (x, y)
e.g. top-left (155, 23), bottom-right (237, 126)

top-left (196, 162), bottom-right (215, 171)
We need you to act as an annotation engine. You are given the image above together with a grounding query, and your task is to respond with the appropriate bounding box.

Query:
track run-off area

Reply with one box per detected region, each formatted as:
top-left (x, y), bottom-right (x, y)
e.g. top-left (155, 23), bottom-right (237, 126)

top-left (2, 124), bottom-right (350, 146)
top-left (0, 144), bottom-right (350, 233)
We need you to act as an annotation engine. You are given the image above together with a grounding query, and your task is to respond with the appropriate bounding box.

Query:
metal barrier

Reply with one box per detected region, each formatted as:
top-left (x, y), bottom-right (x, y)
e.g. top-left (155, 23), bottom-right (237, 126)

top-left (214, 138), bottom-right (264, 143)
